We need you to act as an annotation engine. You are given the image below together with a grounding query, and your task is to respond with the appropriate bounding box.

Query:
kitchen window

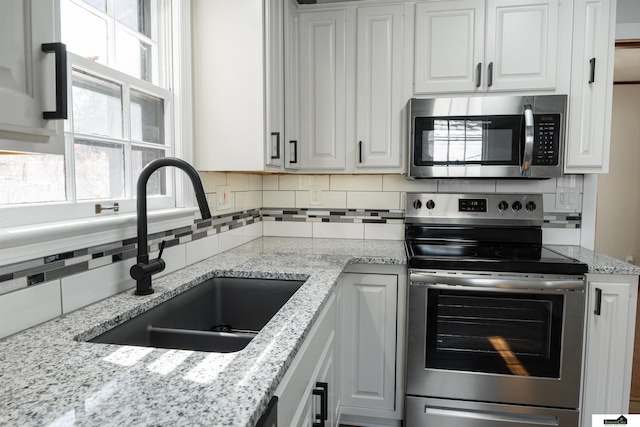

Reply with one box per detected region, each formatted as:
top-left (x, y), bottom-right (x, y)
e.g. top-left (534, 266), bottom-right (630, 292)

top-left (0, 0), bottom-right (186, 229)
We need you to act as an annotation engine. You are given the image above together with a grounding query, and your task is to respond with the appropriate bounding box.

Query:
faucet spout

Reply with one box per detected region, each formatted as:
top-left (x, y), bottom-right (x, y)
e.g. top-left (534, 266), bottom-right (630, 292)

top-left (130, 157), bottom-right (211, 295)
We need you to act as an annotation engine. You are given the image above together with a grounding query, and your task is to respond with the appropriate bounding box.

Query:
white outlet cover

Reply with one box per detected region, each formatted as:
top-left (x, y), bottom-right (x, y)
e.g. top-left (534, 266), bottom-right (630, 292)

top-left (309, 186), bottom-right (322, 206)
top-left (216, 185), bottom-right (231, 210)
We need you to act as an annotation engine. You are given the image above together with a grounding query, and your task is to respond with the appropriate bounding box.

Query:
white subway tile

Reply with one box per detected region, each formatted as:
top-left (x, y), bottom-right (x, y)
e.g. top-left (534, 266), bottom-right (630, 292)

top-left (185, 234), bottom-right (219, 265)
top-left (236, 190), bottom-right (262, 211)
top-left (219, 228), bottom-right (244, 252)
top-left (542, 228), bottom-right (581, 246)
top-left (262, 175), bottom-right (279, 191)
top-left (263, 191), bottom-right (296, 208)
top-left (557, 175), bottom-right (584, 188)
top-left (243, 222), bottom-right (263, 243)
top-left (364, 223), bottom-right (404, 240)
top-left (279, 175), bottom-right (330, 191)
top-left (330, 175), bottom-right (383, 191)
top-left (227, 173), bottom-right (250, 191)
top-left (496, 179), bottom-right (558, 194)
top-left (437, 179), bottom-right (496, 193)
top-left (199, 172), bottom-right (227, 193)
top-left (62, 261), bottom-right (135, 314)
top-left (312, 222), bottom-right (364, 239)
top-left (154, 245), bottom-right (187, 277)
top-left (347, 192), bottom-right (400, 210)
top-left (382, 175), bottom-right (438, 192)
top-left (295, 190), bottom-right (347, 209)
top-left (0, 280), bottom-right (62, 339)
top-left (264, 221), bottom-right (313, 238)
top-left (248, 174), bottom-right (263, 191)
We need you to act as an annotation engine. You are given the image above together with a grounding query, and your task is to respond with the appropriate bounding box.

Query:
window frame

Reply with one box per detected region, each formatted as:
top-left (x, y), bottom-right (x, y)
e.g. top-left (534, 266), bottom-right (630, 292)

top-left (0, 0), bottom-right (197, 264)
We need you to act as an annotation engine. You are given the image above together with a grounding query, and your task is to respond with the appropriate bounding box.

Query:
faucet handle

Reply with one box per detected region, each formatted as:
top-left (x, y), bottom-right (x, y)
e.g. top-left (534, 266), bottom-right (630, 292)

top-left (157, 240), bottom-right (166, 259)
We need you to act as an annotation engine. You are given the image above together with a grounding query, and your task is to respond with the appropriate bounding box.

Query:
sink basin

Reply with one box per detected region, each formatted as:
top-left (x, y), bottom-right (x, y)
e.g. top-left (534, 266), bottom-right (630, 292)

top-left (89, 277), bottom-right (304, 352)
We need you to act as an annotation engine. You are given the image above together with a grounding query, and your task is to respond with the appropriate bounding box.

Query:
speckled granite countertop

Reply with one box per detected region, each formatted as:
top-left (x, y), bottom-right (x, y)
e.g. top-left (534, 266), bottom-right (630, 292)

top-left (1, 238), bottom-right (638, 427)
top-left (0, 237), bottom-right (406, 427)
top-left (547, 245), bottom-right (640, 275)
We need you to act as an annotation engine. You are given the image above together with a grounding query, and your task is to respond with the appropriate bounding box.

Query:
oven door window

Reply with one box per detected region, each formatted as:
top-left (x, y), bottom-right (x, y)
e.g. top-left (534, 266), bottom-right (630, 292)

top-left (426, 289), bottom-right (563, 378)
top-left (414, 116), bottom-right (522, 166)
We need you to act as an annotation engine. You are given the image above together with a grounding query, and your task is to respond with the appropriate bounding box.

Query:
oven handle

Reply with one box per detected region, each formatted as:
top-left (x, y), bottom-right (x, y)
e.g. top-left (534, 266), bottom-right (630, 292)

top-left (424, 407), bottom-right (559, 426)
top-left (410, 272), bottom-right (584, 290)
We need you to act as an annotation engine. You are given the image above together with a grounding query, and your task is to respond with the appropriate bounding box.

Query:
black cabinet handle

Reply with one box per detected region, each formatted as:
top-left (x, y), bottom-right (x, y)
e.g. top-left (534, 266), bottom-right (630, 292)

top-left (589, 57), bottom-right (596, 84)
top-left (358, 141), bottom-right (363, 163)
top-left (289, 140), bottom-right (298, 164)
top-left (476, 62), bottom-right (482, 88)
top-left (312, 382), bottom-right (328, 427)
top-left (41, 42), bottom-right (68, 120)
top-left (487, 62), bottom-right (494, 88)
top-left (270, 132), bottom-right (280, 160)
top-left (594, 287), bottom-right (602, 315)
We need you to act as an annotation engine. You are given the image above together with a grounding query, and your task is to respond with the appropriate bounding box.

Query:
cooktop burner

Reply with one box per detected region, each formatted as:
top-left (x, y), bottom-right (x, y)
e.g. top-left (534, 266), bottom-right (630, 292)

top-left (405, 192), bottom-right (588, 275)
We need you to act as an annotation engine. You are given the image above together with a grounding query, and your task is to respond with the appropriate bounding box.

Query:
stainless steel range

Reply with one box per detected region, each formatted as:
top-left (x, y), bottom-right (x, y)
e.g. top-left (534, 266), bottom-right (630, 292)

top-left (404, 192), bottom-right (588, 427)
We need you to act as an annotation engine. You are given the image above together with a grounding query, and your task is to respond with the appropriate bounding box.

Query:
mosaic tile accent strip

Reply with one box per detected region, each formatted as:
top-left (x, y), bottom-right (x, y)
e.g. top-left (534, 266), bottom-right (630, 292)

top-left (0, 209), bottom-right (262, 295)
top-left (0, 207), bottom-right (581, 296)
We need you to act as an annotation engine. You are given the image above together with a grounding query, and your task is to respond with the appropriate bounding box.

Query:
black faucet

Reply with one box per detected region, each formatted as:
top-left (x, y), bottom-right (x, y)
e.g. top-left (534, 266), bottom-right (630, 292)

top-left (130, 157), bottom-right (212, 295)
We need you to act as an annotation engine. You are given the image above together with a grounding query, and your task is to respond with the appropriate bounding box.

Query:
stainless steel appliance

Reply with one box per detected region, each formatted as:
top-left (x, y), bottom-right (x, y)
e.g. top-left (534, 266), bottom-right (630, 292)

top-left (408, 95), bottom-right (567, 179)
top-left (404, 192), bottom-right (588, 427)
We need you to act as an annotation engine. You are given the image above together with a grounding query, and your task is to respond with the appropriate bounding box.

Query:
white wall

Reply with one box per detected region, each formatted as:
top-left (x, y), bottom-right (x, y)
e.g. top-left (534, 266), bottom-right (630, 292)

top-left (595, 85), bottom-right (640, 263)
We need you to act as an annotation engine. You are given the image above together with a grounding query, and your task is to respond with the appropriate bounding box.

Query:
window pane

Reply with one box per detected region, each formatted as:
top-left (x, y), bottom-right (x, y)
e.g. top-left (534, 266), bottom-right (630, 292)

top-left (61, 0), bottom-right (108, 64)
top-left (114, 0), bottom-right (152, 37)
top-left (114, 27), bottom-right (153, 82)
top-left (72, 71), bottom-right (123, 138)
top-left (131, 148), bottom-right (165, 197)
top-left (0, 154), bottom-right (66, 204)
top-left (75, 139), bottom-right (125, 200)
top-left (83, 0), bottom-right (106, 12)
top-left (131, 90), bottom-right (164, 144)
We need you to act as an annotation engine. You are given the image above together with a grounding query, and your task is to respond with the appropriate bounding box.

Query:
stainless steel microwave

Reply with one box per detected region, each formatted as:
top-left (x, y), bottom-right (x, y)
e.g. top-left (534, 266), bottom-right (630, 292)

top-left (408, 95), bottom-right (567, 179)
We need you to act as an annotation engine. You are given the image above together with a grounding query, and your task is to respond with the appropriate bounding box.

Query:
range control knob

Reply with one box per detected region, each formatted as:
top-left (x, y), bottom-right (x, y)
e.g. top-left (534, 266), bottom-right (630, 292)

top-left (498, 201), bottom-right (509, 211)
top-left (512, 201), bottom-right (523, 211)
top-left (525, 201), bottom-right (537, 212)
top-left (426, 199), bottom-right (435, 210)
top-left (413, 199), bottom-right (422, 210)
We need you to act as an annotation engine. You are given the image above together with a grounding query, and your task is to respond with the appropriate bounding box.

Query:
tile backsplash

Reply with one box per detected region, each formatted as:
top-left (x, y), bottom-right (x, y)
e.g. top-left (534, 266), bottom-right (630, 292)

top-left (0, 172), bottom-right (584, 339)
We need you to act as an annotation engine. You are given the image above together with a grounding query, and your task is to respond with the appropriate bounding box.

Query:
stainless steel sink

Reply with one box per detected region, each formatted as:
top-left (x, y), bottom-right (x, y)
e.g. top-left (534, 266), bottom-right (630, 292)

top-left (89, 277), bottom-right (304, 352)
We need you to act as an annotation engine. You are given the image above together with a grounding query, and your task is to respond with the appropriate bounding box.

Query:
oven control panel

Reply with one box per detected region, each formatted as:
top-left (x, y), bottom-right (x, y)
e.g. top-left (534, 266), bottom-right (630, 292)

top-left (405, 192), bottom-right (543, 225)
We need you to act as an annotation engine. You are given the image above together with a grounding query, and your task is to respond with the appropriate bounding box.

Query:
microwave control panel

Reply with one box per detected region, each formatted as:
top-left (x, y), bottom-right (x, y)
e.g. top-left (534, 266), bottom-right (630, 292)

top-left (532, 115), bottom-right (561, 166)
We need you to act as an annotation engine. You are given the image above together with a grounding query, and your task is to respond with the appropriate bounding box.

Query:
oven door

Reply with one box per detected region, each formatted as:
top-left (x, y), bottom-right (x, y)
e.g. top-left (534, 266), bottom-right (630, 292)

top-left (406, 271), bottom-right (586, 410)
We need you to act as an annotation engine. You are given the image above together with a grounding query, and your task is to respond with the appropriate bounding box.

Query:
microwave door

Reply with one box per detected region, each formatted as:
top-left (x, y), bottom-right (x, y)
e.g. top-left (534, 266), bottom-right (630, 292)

top-left (521, 104), bottom-right (534, 176)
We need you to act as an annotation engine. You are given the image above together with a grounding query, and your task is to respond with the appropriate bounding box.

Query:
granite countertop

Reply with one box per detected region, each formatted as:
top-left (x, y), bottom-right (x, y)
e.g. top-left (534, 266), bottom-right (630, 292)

top-left (0, 237), bottom-right (406, 427)
top-left (548, 245), bottom-right (640, 276)
top-left (1, 238), bottom-right (638, 427)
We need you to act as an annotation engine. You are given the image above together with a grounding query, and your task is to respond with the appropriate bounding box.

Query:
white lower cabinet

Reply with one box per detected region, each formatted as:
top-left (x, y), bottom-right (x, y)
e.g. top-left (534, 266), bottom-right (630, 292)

top-left (581, 274), bottom-right (638, 427)
top-left (276, 290), bottom-right (339, 427)
top-left (339, 265), bottom-right (407, 425)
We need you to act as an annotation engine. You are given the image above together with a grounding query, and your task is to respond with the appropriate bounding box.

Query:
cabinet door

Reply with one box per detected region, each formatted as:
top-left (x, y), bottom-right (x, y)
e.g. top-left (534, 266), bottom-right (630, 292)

top-left (0, 0), bottom-right (65, 155)
top-left (284, 0), bottom-right (301, 170)
top-left (341, 273), bottom-right (397, 412)
top-left (355, 4), bottom-right (404, 169)
top-left (485, 0), bottom-right (558, 91)
top-left (414, 0), bottom-right (484, 94)
top-left (565, 0), bottom-right (615, 174)
top-left (299, 10), bottom-right (347, 170)
top-left (582, 275), bottom-right (639, 425)
top-left (266, 0), bottom-right (285, 169)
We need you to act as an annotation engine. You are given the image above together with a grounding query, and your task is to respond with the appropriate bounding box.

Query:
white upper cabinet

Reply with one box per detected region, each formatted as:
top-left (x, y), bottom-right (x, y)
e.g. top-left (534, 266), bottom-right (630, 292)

top-left (565, 0), bottom-right (616, 174)
top-left (414, 0), bottom-right (559, 94)
top-left (192, 0), bottom-right (286, 171)
top-left (284, 0), bottom-right (302, 170)
top-left (299, 9), bottom-right (348, 170)
top-left (355, 4), bottom-right (405, 170)
top-left (0, 0), bottom-right (66, 155)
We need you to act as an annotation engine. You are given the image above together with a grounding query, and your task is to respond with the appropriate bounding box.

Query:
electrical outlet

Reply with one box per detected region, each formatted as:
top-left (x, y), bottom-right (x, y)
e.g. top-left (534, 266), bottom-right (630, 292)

top-left (555, 188), bottom-right (581, 211)
top-left (216, 185), bottom-right (231, 211)
top-left (309, 186), bottom-right (322, 206)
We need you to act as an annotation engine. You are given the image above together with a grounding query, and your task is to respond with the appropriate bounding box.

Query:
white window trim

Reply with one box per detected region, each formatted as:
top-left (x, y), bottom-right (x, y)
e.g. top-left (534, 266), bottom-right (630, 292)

top-left (0, 1), bottom-right (197, 264)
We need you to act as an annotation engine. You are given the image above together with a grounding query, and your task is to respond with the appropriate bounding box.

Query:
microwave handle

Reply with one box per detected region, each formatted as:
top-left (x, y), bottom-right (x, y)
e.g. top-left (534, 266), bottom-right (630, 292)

top-left (521, 104), bottom-right (534, 176)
